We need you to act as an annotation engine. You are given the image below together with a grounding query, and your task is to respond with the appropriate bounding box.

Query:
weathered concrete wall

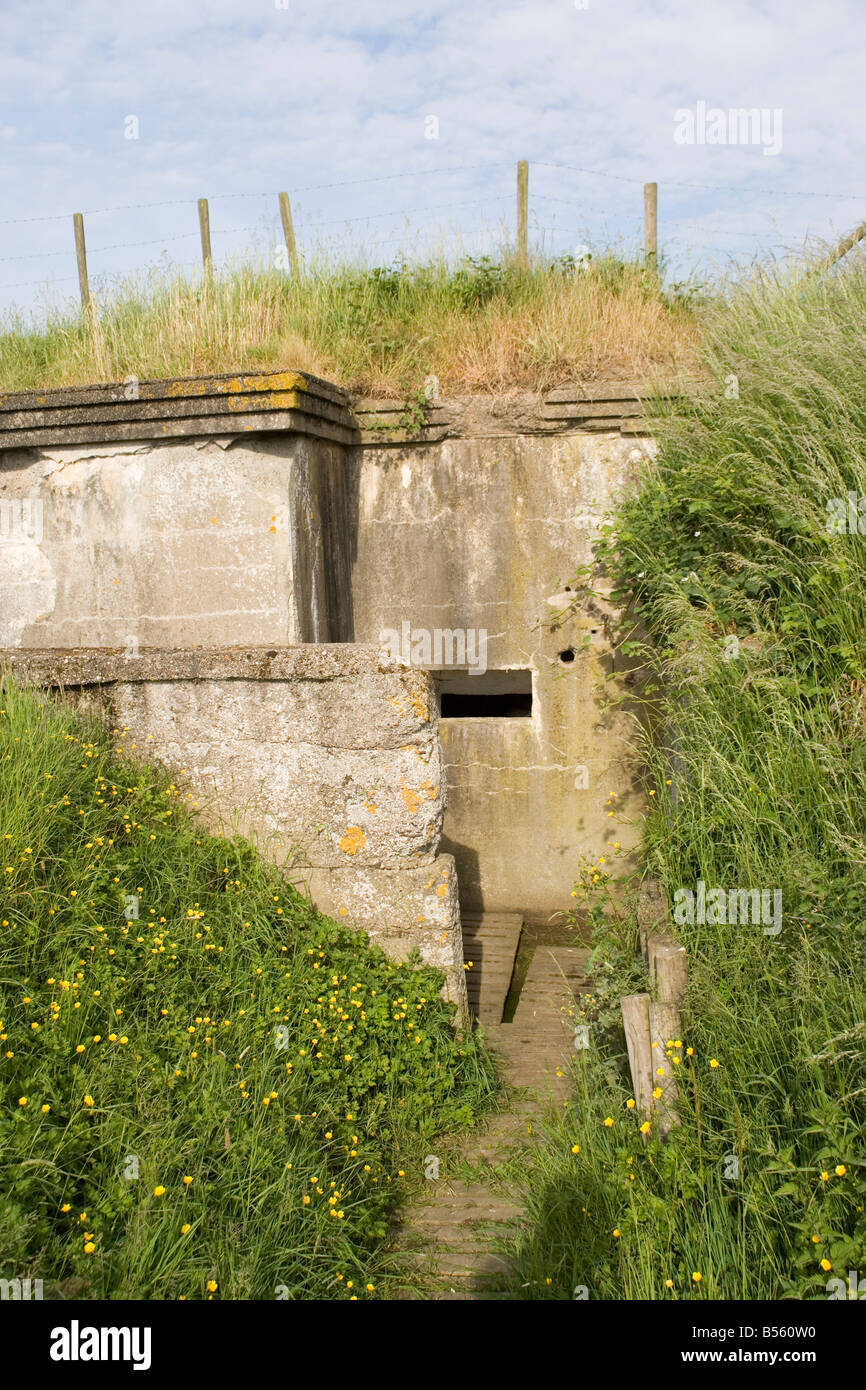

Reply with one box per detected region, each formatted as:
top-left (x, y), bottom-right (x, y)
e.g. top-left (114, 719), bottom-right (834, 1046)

top-left (349, 429), bottom-right (648, 914)
top-left (0, 433), bottom-right (352, 649)
top-left (0, 372), bottom-right (658, 926)
top-left (3, 646), bottom-right (466, 1019)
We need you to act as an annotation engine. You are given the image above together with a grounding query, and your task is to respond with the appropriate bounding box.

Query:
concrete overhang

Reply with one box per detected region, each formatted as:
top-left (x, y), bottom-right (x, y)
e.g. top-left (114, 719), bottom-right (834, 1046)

top-left (0, 370), bottom-right (360, 450)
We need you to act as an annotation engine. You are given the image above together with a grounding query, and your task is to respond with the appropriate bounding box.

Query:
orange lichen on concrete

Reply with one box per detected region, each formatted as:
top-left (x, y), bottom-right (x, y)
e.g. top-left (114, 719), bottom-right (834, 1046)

top-left (226, 390), bottom-right (301, 412)
top-left (399, 778), bottom-right (437, 814)
top-left (166, 372), bottom-right (309, 398)
top-left (338, 826), bottom-right (366, 856)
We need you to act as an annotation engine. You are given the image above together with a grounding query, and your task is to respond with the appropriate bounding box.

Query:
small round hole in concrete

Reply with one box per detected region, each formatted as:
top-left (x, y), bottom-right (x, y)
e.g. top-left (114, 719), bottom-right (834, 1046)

top-left (558, 648), bottom-right (576, 665)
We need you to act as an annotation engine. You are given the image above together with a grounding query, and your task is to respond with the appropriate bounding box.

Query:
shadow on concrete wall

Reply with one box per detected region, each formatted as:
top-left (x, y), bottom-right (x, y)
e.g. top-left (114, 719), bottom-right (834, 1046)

top-left (440, 835), bottom-right (482, 913)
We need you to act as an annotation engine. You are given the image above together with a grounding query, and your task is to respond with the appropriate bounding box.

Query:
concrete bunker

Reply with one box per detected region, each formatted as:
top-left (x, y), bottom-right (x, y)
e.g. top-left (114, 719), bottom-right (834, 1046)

top-left (0, 370), bottom-right (655, 1024)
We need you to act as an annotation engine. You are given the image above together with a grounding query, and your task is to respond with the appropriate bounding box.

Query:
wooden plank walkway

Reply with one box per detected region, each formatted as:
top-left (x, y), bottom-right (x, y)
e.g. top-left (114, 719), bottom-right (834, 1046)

top-left (398, 919), bottom-right (590, 1298)
top-left (512, 944), bottom-right (591, 1026)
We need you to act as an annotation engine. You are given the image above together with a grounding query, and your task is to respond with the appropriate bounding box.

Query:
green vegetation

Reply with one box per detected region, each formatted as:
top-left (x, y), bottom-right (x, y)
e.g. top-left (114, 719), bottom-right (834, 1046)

top-left (0, 250), bottom-right (699, 397)
top-left (0, 676), bottom-right (494, 1300)
top-left (502, 261), bottom-right (866, 1299)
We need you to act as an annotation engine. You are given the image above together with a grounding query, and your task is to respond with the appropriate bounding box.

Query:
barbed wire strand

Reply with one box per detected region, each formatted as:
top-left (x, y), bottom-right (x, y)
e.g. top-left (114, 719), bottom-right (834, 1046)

top-left (0, 198), bottom-right (513, 264)
top-left (3, 157), bottom-right (862, 231)
top-left (535, 161), bottom-right (866, 199)
top-left (0, 163), bottom-right (514, 227)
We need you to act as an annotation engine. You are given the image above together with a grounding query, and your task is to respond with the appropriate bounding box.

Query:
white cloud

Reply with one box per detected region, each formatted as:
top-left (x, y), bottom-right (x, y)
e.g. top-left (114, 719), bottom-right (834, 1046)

top-left (0, 0), bottom-right (864, 316)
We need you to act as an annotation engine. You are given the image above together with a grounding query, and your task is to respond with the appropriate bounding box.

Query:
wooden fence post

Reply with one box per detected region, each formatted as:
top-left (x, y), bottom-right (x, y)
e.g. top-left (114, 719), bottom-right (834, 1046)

top-left (516, 160), bottom-right (529, 269)
top-left (621, 992), bottom-right (654, 1125)
top-left (643, 181), bottom-right (658, 274)
top-left (198, 198), bottom-right (212, 275)
top-left (623, 879), bottom-right (687, 1140)
top-left (278, 192), bottom-right (299, 275)
top-left (649, 1001), bottom-right (682, 1138)
top-left (648, 938), bottom-right (687, 1006)
top-left (638, 877), bottom-right (669, 963)
top-left (73, 213), bottom-right (90, 311)
top-left (819, 218), bottom-right (866, 272)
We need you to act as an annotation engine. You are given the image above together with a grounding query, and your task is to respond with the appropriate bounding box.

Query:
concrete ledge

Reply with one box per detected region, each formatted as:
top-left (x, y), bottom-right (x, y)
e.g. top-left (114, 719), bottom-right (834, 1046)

top-left (353, 379), bottom-right (699, 442)
top-left (0, 370), bottom-right (359, 450)
top-left (0, 643), bottom-right (422, 688)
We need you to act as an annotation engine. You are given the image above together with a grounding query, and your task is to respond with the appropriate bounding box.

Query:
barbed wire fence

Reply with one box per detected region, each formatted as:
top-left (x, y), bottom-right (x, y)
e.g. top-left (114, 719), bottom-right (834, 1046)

top-left (1, 160), bottom-right (863, 306)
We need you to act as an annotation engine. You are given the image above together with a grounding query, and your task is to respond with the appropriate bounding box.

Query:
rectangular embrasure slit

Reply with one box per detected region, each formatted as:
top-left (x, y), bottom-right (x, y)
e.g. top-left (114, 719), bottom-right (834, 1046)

top-left (435, 668), bottom-right (533, 719)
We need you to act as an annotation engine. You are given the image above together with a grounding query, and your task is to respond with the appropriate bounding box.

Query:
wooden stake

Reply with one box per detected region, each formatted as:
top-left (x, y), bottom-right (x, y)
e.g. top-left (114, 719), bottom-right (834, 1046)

top-left (649, 1001), bottom-right (682, 1137)
top-left (278, 192), bottom-right (299, 275)
top-left (73, 213), bottom-right (90, 310)
top-left (644, 181), bottom-right (658, 274)
top-left (621, 992), bottom-right (654, 1124)
top-left (649, 939), bottom-right (688, 1006)
top-left (198, 198), bottom-right (212, 275)
top-left (638, 878), bottom-right (669, 962)
top-left (516, 160), bottom-right (529, 269)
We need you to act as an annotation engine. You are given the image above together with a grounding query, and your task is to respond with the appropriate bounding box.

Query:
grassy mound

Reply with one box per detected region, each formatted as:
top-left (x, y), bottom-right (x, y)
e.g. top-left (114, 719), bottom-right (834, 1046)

top-left (0, 252), bottom-right (700, 397)
top-left (502, 261), bottom-right (866, 1300)
top-left (0, 676), bottom-right (494, 1300)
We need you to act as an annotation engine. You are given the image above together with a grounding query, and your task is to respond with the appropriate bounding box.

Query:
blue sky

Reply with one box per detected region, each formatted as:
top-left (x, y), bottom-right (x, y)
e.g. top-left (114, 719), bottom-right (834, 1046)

top-left (1, 0), bottom-right (864, 319)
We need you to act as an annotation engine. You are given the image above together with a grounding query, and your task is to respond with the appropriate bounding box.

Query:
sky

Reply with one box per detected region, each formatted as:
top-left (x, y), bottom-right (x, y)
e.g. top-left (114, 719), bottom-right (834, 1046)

top-left (1, 0), bottom-right (864, 319)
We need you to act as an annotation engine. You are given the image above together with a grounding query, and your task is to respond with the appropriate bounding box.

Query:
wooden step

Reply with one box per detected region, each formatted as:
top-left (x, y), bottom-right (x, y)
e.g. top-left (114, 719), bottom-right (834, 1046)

top-left (511, 944), bottom-right (590, 1028)
top-left (461, 912), bottom-right (523, 1024)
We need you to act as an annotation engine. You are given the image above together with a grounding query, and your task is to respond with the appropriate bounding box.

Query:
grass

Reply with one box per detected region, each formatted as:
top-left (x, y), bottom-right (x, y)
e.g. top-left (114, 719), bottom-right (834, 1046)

top-left (499, 259), bottom-right (866, 1300)
top-left (0, 249), bottom-right (701, 398)
top-left (0, 674), bottom-right (496, 1300)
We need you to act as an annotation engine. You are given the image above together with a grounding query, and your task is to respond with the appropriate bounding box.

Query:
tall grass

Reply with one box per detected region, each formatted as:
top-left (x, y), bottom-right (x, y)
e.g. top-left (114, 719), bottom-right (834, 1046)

top-left (501, 261), bottom-right (866, 1300)
top-left (0, 250), bottom-right (700, 397)
top-left (0, 676), bottom-right (496, 1299)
